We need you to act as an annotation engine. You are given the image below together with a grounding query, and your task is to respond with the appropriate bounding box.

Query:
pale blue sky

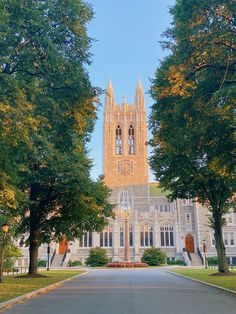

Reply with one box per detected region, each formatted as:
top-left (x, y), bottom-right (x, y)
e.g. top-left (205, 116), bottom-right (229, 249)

top-left (87, 0), bottom-right (175, 180)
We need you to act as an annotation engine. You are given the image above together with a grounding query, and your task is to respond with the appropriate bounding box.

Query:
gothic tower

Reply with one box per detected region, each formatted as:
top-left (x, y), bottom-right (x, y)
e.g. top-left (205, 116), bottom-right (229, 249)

top-left (103, 79), bottom-right (148, 189)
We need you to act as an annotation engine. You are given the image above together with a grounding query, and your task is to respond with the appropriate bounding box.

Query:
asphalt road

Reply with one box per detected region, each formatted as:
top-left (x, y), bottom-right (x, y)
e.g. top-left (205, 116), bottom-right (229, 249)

top-left (3, 268), bottom-right (236, 314)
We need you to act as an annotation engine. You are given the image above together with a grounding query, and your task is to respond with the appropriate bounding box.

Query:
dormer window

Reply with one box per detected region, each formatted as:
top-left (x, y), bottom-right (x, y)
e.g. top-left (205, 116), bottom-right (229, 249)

top-left (116, 125), bottom-right (122, 155)
top-left (128, 125), bottom-right (135, 154)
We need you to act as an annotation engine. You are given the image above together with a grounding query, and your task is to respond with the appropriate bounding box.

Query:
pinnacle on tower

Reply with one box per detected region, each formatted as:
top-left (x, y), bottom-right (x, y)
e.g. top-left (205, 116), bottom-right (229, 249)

top-left (135, 78), bottom-right (145, 109)
top-left (105, 79), bottom-right (114, 110)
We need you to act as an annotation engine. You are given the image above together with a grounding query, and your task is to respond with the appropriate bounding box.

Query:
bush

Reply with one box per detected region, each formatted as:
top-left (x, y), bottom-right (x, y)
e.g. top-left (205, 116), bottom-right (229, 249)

top-left (207, 256), bottom-right (218, 266)
top-left (86, 247), bottom-right (109, 267)
top-left (38, 259), bottom-right (47, 267)
top-left (167, 259), bottom-right (186, 266)
top-left (68, 260), bottom-right (82, 267)
top-left (3, 243), bottom-right (22, 271)
top-left (141, 247), bottom-right (166, 266)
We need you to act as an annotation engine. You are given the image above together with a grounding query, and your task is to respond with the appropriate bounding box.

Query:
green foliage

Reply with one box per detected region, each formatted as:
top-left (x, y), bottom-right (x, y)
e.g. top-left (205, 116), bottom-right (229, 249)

top-left (141, 248), bottom-right (166, 266)
top-left (86, 247), bottom-right (109, 267)
top-left (207, 257), bottom-right (218, 266)
top-left (37, 259), bottom-right (47, 268)
top-left (0, 216), bottom-right (22, 271)
top-left (3, 243), bottom-right (22, 271)
top-left (167, 259), bottom-right (186, 266)
top-left (150, 0), bottom-right (236, 273)
top-left (0, 1), bottom-right (114, 273)
top-left (68, 260), bottom-right (82, 267)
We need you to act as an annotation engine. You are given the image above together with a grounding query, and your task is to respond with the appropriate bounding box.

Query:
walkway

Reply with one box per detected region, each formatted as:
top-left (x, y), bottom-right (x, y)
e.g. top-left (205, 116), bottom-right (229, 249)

top-left (3, 268), bottom-right (236, 314)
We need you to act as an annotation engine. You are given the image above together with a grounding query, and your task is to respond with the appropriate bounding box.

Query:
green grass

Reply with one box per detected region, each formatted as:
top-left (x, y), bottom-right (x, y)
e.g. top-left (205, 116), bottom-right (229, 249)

top-left (170, 268), bottom-right (236, 292)
top-left (0, 270), bottom-right (85, 303)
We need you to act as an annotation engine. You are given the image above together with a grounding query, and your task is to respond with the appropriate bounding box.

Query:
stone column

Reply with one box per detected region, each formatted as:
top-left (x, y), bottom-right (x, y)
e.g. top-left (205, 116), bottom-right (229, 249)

top-left (124, 215), bottom-right (131, 262)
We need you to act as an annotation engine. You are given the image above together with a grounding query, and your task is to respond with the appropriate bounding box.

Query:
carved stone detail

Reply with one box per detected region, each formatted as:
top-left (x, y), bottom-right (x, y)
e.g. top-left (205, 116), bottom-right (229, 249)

top-left (118, 160), bottom-right (133, 175)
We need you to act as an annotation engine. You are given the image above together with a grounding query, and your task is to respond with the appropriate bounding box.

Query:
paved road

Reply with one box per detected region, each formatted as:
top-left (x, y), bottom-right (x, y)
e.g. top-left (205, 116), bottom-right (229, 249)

top-left (3, 268), bottom-right (236, 314)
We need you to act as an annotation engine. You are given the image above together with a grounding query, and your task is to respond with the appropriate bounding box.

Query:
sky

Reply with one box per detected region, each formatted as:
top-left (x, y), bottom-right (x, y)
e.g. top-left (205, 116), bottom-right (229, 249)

top-left (86, 0), bottom-right (175, 180)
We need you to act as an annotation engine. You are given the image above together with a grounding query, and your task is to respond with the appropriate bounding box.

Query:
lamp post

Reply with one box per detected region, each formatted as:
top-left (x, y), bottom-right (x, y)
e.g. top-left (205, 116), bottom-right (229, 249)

top-left (47, 244), bottom-right (50, 271)
top-left (203, 239), bottom-right (207, 269)
top-left (0, 223), bottom-right (9, 283)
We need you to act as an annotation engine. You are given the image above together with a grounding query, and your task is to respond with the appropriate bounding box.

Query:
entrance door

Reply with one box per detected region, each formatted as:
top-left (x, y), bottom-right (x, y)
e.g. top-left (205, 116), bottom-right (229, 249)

top-left (185, 234), bottom-right (194, 253)
top-left (59, 237), bottom-right (68, 254)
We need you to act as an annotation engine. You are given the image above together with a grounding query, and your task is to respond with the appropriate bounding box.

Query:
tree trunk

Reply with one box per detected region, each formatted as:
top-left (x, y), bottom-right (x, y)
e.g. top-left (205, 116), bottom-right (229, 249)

top-left (214, 215), bottom-right (229, 273)
top-left (28, 227), bottom-right (40, 275)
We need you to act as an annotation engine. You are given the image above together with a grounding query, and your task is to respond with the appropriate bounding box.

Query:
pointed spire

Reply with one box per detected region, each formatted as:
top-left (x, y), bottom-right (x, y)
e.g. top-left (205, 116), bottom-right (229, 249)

top-left (105, 79), bottom-right (114, 111)
top-left (107, 79), bottom-right (112, 92)
top-left (135, 78), bottom-right (145, 110)
top-left (137, 77), bottom-right (143, 92)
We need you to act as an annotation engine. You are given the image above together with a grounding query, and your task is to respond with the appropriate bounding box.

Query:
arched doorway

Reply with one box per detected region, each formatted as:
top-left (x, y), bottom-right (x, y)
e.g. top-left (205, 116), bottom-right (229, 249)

top-left (59, 237), bottom-right (68, 254)
top-left (185, 234), bottom-right (194, 253)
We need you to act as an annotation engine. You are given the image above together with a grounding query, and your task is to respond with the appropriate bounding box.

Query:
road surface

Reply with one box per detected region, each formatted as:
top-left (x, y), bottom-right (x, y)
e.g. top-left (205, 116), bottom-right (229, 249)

top-left (3, 268), bottom-right (236, 314)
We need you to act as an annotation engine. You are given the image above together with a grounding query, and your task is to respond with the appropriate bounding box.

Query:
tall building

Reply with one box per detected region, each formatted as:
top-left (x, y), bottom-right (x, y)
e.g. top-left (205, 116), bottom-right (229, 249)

top-left (17, 80), bottom-right (236, 267)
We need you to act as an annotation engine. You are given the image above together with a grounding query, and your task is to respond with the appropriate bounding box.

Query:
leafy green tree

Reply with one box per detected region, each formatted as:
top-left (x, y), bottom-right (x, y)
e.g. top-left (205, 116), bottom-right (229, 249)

top-left (141, 248), bottom-right (166, 266)
top-left (0, 216), bottom-right (22, 272)
top-left (86, 247), bottom-right (109, 267)
top-left (0, 1), bottom-right (113, 275)
top-left (150, 0), bottom-right (236, 273)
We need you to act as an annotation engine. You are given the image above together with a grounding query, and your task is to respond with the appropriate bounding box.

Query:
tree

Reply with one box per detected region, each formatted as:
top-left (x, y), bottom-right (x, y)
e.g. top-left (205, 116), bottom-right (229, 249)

top-left (0, 216), bottom-right (22, 272)
top-left (150, 0), bottom-right (236, 273)
top-left (0, 1), bottom-right (113, 275)
top-left (86, 247), bottom-right (109, 267)
top-left (141, 248), bottom-right (166, 266)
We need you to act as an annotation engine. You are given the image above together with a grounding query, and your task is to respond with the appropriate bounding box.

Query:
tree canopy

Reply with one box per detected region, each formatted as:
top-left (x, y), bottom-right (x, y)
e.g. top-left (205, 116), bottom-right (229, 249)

top-left (0, 0), bottom-right (113, 274)
top-left (150, 0), bottom-right (236, 273)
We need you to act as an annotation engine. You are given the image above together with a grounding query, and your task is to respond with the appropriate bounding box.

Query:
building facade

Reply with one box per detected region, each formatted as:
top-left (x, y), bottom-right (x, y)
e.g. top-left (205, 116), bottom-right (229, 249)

top-left (17, 80), bottom-right (236, 267)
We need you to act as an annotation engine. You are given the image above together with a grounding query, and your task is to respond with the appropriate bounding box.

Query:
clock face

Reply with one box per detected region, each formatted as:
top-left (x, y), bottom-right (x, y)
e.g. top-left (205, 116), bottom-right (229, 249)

top-left (118, 160), bottom-right (133, 175)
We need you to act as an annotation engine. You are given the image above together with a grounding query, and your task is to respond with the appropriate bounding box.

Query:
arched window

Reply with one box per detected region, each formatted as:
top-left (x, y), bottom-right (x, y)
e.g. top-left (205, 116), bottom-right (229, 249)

top-left (100, 227), bottom-right (113, 247)
top-left (119, 189), bottom-right (132, 211)
top-left (120, 226), bottom-right (133, 247)
top-left (160, 225), bottom-right (174, 247)
top-left (79, 231), bottom-right (92, 247)
top-left (116, 125), bottom-right (122, 155)
top-left (128, 125), bottom-right (135, 154)
top-left (140, 224), bottom-right (153, 247)
top-left (120, 226), bottom-right (124, 247)
top-left (129, 226), bottom-right (133, 247)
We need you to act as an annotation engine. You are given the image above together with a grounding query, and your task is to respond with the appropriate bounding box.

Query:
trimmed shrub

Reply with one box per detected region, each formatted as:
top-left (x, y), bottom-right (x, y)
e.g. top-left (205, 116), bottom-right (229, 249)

top-left (68, 260), bottom-right (82, 267)
top-left (141, 247), bottom-right (166, 266)
top-left (38, 259), bottom-right (47, 267)
top-left (207, 256), bottom-right (218, 266)
top-left (167, 259), bottom-right (186, 266)
top-left (86, 247), bottom-right (109, 267)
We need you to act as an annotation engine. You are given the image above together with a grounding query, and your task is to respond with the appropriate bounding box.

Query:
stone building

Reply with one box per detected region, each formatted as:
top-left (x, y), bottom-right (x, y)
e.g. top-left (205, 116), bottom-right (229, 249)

top-left (17, 80), bottom-right (236, 267)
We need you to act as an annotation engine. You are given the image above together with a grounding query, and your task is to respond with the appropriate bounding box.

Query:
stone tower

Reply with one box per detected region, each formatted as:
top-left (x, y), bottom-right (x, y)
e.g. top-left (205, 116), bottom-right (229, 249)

top-left (103, 79), bottom-right (148, 189)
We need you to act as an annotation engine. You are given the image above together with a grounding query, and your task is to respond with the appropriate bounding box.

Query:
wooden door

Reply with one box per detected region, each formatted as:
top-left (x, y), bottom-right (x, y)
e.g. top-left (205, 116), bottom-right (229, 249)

top-left (185, 234), bottom-right (194, 253)
top-left (59, 238), bottom-right (68, 254)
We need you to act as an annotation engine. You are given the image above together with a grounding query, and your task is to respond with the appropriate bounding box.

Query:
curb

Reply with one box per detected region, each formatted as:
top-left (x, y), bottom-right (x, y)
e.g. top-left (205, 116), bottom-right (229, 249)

top-left (168, 270), bottom-right (236, 296)
top-left (0, 271), bottom-right (88, 312)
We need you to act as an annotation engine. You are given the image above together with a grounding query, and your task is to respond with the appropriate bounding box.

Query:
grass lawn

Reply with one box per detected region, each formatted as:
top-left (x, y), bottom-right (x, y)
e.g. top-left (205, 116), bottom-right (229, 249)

top-left (0, 270), bottom-right (85, 303)
top-left (170, 268), bottom-right (236, 292)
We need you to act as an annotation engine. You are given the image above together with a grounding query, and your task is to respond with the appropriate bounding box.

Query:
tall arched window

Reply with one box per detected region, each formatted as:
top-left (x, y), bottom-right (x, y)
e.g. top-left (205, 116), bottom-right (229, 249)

top-left (160, 225), bottom-right (174, 247)
top-left (120, 226), bottom-right (133, 247)
top-left (119, 189), bottom-right (132, 211)
top-left (116, 125), bottom-right (122, 155)
top-left (100, 227), bottom-right (113, 247)
top-left (120, 226), bottom-right (124, 247)
top-left (128, 125), bottom-right (135, 154)
top-left (140, 224), bottom-right (153, 247)
top-left (79, 232), bottom-right (92, 247)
